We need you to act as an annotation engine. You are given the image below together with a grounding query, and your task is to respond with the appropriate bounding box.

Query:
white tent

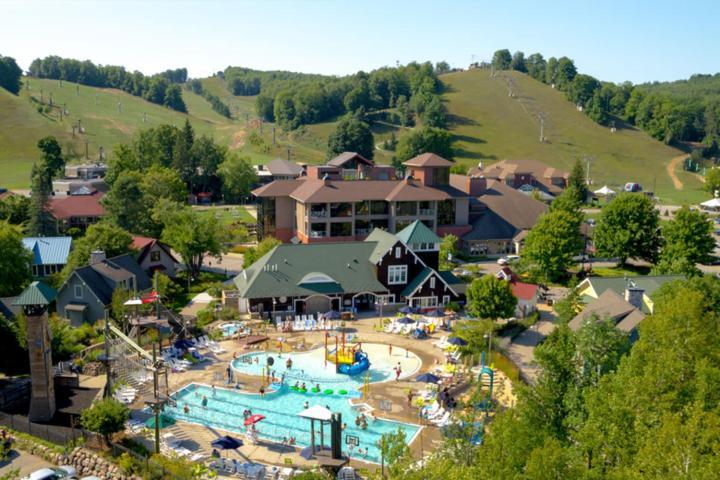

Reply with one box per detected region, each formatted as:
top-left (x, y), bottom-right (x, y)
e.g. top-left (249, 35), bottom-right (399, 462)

top-left (700, 198), bottom-right (720, 211)
top-left (594, 185), bottom-right (616, 197)
top-left (298, 405), bottom-right (332, 421)
top-left (123, 298), bottom-right (142, 306)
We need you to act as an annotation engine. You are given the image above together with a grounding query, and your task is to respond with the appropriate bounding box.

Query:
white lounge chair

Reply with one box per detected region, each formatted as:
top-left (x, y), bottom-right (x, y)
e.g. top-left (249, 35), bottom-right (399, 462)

top-left (431, 411), bottom-right (451, 425)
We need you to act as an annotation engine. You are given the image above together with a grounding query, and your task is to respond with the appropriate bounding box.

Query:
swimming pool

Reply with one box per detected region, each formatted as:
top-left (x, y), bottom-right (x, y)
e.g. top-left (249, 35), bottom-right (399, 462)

top-left (219, 322), bottom-right (243, 337)
top-left (166, 383), bottom-right (420, 464)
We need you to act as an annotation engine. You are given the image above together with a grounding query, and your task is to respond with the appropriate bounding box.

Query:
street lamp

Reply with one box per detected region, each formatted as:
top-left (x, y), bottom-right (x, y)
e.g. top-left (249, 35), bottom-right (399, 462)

top-left (483, 332), bottom-right (493, 365)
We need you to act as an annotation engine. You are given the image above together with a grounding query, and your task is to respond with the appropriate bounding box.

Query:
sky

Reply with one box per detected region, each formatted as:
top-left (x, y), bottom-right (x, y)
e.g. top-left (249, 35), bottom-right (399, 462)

top-left (1, 0), bottom-right (718, 84)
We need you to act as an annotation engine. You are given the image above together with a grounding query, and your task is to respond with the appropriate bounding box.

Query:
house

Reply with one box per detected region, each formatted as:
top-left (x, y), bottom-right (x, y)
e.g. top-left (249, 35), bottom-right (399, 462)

top-left (461, 180), bottom-right (548, 255)
top-left (266, 158), bottom-right (304, 180)
top-left (52, 163), bottom-right (108, 196)
top-left (569, 288), bottom-right (646, 341)
top-left (131, 236), bottom-right (180, 277)
top-left (56, 251), bottom-right (151, 325)
top-left (232, 220), bottom-right (465, 316)
top-left (22, 236), bottom-right (72, 277)
top-left (469, 159), bottom-right (569, 198)
top-left (495, 268), bottom-right (540, 318)
top-left (575, 275), bottom-right (683, 314)
top-left (49, 190), bottom-right (106, 232)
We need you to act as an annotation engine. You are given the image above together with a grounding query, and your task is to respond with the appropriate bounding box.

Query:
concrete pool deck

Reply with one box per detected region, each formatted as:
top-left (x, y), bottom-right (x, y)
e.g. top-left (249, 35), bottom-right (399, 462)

top-left (128, 315), bottom-right (505, 471)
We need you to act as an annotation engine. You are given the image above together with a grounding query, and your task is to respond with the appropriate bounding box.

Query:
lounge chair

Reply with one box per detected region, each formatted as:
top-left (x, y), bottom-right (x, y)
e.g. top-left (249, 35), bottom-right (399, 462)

top-left (433, 336), bottom-right (448, 349)
top-left (431, 411), bottom-right (451, 425)
top-left (427, 407), bottom-right (446, 420)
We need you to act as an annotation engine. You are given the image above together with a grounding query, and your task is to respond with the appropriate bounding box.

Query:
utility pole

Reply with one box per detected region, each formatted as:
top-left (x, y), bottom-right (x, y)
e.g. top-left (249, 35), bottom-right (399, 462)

top-left (85, 140), bottom-right (89, 159)
top-left (584, 155), bottom-right (594, 185)
top-left (272, 126), bottom-right (276, 145)
top-left (287, 147), bottom-right (291, 161)
top-left (538, 113), bottom-right (547, 143)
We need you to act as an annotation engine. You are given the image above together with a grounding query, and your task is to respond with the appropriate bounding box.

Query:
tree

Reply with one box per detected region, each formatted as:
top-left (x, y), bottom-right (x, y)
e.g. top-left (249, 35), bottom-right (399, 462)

top-left (555, 57), bottom-right (577, 90)
top-left (654, 206), bottom-right (714, 274)
top-left (0, 194), bottom-right (30, 225)
top-left (465, 275), bottom-right (517, 320)
top-left (439, 234), bottom-right (458, 269)
top-left (549, 186), bottom-right (583, 216)
top-left (566, 159), bottom-right (588, 203)
top-left (326, 116), bottom-right (375, 160)
top-left (161, 208), bottom-right (227, 279)
top-left (421, 96), bottom-right (447, 128)
top-left (163, 84), bottom-right (187, 112)
top-left (396, 127), bottom-right (453, 161)
top-left (492, 49), bottom-right (512, 70)
top-left (526, 53), bottom-right (547, 81)
top-left (511, 51), bottom-right (527, 72)
top-left (523, 210), bottom-right (583, 282)
top-left (594, 193), bottom-right (660, 265)
top-left (545, 57), bottom-right (558, 85)
top-left (0, 221), bottom-right (31, 296)
top-left (0, 54), bottom-right (22, 94)
top-left (80, 398), bottom-right (129, 445)
top-left (243, 236), bottom-right (281, 268)
top-left (102, 171), bottom-right (146, 233)
top-left (219, 154), bottom-right (257, 203)
top-left (27, 164), bottom-right (55, 237)
top-left (37, 136), bottom-right (65, 179)
top-left (191, 135), bottom-right (226, 194)
top-left (62, 223), bottom-right (134, 277)
top-left (704, 167), bottom-right (720, 195)
top-left (173, 119), bottom-right (196, 187)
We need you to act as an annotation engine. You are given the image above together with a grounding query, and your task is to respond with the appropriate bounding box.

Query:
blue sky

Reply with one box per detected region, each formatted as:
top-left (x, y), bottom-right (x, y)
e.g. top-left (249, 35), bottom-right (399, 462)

top-left (1, 0), bottom-right (717, 84)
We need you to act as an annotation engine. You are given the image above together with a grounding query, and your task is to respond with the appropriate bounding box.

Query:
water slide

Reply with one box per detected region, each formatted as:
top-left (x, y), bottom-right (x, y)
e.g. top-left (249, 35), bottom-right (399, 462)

top-left (337, 351), bottom-right (370, 376)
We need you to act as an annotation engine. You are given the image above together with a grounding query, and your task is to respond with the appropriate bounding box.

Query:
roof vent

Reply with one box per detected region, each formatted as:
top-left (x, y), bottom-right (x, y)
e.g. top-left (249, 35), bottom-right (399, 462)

top-left (322, 173), bottom-right (331, 186)
top-left (405, 174), bottom-right (414, 184)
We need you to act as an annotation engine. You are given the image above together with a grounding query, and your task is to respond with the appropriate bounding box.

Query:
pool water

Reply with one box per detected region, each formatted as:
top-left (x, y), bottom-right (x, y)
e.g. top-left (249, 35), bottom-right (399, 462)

top-left (220, 322), bottom-right (243, 337)
top-left (166, 383), bottom-right (420, 464)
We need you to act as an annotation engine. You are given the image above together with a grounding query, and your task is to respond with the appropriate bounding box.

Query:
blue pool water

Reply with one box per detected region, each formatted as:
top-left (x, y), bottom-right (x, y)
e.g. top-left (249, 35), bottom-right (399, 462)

top-left (220, 322), bottom-right (242, 337)
top-left (166, 383), bottom-right (419, 464)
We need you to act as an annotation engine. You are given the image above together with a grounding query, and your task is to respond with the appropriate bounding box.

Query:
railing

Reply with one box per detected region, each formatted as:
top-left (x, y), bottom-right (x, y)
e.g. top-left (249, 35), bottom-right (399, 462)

top-left (419, 209), bottom-right (434, 216)
top-left (309, 231), bottom-right (327, 238)
top-left (309, 210), bottom-right (327, 218)
top-left (0, 412), bottom-right (100, 450)
top-left (354, 229), bottom-right (369, 236)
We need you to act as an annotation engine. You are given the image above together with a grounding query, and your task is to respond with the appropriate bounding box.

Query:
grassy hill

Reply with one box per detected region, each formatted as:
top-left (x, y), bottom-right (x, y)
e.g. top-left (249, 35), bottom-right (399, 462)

top-left (442, 69), bottom-right (706, 204)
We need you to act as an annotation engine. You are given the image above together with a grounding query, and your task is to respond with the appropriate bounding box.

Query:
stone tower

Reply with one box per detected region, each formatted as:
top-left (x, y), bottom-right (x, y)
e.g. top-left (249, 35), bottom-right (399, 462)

top-left (14, 281), bottom-right (58, 422)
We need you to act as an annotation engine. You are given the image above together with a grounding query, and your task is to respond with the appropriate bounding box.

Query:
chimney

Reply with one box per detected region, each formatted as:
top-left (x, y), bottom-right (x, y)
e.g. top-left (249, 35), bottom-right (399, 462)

top-left (90, 250), bottom-right (106, 265)
top-left (322, 173), bottom-right (331, 186)
top-left (405, 174), bottom-right (414, 185)
top-left (624, 282), bottom-right (644, 311)
top-left (467, 175), bottom-right (487, 196)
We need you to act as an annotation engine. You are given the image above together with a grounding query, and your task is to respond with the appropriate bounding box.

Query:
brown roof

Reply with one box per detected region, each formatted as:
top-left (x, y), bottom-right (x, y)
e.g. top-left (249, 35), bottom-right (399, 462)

top-left (385, 179), bottom-right (452, 202)
top-left (50, 192), bottom-right (106, 220)
top-left (471, 159), bottom-right (569, 180)
top-left (266, 158), bottom-right (303, 176)
top-left (252, 179), bottom-right (307, 198)
top-left (327, 152), bottom-right (374, 168)
top-left (568, 289), bottom-right (645, 332)
top-left (403, 153), bottom-right (454, 168)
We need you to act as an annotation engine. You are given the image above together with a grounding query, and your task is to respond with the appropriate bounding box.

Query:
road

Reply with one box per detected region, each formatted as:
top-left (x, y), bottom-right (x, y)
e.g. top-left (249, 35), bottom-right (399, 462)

top-left (0, 450), bottom-right (53, 478)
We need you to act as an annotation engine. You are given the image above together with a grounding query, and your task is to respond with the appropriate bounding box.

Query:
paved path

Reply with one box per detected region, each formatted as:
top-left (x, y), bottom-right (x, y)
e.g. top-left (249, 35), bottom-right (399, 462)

top-left (506, 308), bottom-right (557, 384)
top-left (0, 450), bottom-right (53, 477)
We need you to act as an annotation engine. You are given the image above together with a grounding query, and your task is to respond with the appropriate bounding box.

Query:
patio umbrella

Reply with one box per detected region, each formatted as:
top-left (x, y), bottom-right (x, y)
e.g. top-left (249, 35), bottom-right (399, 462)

top-left (415, 372), bottom-right (441, 383)
top-left (396, 316), bottom-right (415, 324)
top-left (399, 305), bottom-right (419, 314)
top-left (425, 308), bottom-right (446, 318)
top-left (173, 339), bottom-right (194, 350)
top-left (447, 337), bottom-right (468, 346)
top-left (244, 414), bottom-right (266, 426)
top-left (144, 414), bottom-right (176, 429)
top-left (211, 435), bottom-right (243, 451)
top-left (324, 310), bottom-right (341, 320)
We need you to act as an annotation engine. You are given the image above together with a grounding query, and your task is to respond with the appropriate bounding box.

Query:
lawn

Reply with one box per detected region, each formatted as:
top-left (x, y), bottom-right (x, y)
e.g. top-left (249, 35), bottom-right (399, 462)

top-left (441, 69), bottom-right (707, 205)
top-left (193, 205), bottom-right (256, 225)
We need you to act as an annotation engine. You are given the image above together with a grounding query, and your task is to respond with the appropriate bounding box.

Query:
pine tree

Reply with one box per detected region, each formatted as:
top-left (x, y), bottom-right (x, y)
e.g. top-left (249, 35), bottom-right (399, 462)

top-left (27, 163), bottom-right (55, 236)
top-left (567, 159), bottom-right (588, 204)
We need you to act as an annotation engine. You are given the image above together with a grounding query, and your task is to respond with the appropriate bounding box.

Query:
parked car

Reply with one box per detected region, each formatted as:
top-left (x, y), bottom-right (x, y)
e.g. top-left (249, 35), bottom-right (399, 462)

top-left (23, 466), bottom-right (77, 480)
top-left (624, 182), bottom-right (642, 192)
top-left (497, 255), bottom-right (520, 266)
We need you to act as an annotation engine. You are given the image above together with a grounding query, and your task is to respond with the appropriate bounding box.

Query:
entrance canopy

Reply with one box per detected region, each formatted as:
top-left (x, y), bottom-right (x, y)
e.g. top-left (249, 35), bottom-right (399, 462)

top-left (298, 405), bottom-right (332, 421)
top-left (700, 198), bottom-right (720, 211)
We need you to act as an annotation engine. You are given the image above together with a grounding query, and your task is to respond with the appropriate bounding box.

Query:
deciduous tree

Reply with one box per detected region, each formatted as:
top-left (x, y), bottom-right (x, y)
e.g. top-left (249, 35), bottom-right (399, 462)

top-left (326, 116), bottom-right (375, 160)
top-left (219, 154), bottom-right (257, 203)
top-left (161, 208), bottom-right (227, 278)
top-left (81, 398), bottom-right (129, 445)
top-left (396, 127), bottom-right (453, 161)
top-left (0, 221), bottom-right (31, 296)
top-left (465, 275), bottom-right (517, 320)
top-left (523, 210), bottom-right (583, 282)
top-left (492, 49), bottom-right (512, 70)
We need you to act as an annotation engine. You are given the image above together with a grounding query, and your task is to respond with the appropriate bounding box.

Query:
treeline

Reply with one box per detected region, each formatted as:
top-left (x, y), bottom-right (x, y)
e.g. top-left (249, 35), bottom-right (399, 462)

top-left (186, 79), bottom-right (231, 118)
top-left (0, 54), bottom-right (22, 94)
top-left (491, 48), bottom-right (720, 146)
top-left (27, 56), bottom-right (188, 113)
top-left (225, 62), bottom-right (447, 131)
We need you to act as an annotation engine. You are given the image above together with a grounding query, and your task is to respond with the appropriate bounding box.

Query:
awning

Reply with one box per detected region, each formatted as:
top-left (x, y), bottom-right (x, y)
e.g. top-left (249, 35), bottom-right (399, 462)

top-left (298, 405), bottom-right (332, 421)
top-left (65, 304), bottom-right (88, 312)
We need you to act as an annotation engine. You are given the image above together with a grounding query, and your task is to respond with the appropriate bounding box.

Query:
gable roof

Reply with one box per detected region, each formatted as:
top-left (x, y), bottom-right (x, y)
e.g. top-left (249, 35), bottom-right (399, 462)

top-left (569, 289), bottom-right (645, 332)
top-left (396, 220), bottom-right (441, 246)
top-left (22, 237), bottom-right (72, 265)
top-left (67, 253), bottom-right (152, 306)
top-left (578, 275), bottom-right (684, 303)
top-left (14, 281), bottom-right (57, 306)
top-left (463, 180), bottom-right (548, 241)
top-left (471, 160), bottom-right (569, 180)
top-left (131, 236), bottom-right (155, 250)
top-left (511, 281), bottom-right (539, 301)
top-left (266, 158), bottom-right (304, 176)
top-left (327, 152), bottom-right (374, 168)
top-left (365, 228), bottom-right (401, 265)
top-left (403, 153), bottom-right (453, 168)
top-left (50, 192), bottom-right (106, 220)
top-left (233, 242), bottom-right (387, 299)
top-left (131, 236), bottom-right (179, 264)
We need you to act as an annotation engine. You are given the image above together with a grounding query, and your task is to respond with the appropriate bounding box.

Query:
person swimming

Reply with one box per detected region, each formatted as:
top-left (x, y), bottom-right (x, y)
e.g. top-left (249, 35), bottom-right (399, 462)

top-left (201, 395), bottom-right (208, 408)
top-left (304, 401), bottom-right (309, 409)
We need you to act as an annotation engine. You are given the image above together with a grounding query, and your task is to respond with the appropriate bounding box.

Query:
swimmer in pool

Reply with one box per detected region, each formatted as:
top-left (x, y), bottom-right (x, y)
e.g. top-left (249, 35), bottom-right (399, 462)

top-left (201, 395), bottom-right (208, 408)
top-left (304, 401), bottom-right (309, 409)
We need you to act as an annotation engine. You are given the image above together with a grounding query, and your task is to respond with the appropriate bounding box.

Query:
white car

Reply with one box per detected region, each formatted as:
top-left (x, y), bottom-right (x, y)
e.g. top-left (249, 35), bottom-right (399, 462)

top-left (497, 255), bottom-right (520, 265)
top-left (23, 466), bottom-right (77, 480)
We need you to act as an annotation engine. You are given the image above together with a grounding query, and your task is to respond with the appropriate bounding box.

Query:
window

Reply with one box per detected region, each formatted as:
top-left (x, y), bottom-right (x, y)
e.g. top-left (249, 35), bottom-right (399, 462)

top-left (370, 201), bottom-right (389, 215)
top-left (395, 247), bottom-right (401, 259)
top-left (419, 201), bottom-right (433, 216)
top-left (310, 204), bottom-right (327, 218)
top-left (395, 220), bottom-right (412, 231)
top-left (443, 295), bottom-right (451, 306)
top-left (355, 201), bottom-right (370, 216)
top-left (355, 220), bottom-right (370, 236)
top-left (330, 202), bottom-right (352, 217)
top-left (150, 251), bottom-right (161, 262)
top-left (411, 297), bottom-right (438, 308)
top-left (330, 222), bottom-right (352, 237)
top-left (429, 276), bottom-right (436, 289)
top-left (388, 265), bottom-right (408, 285)
top-left (74, 285), bottom-right (83, 299)
top-left (310, 223), bottom-right (327, 238)
top-left (396, 201), bottom-right (417, 216)
top-left (434, 167), bottom-right (449, 185)
top-left (437, 200), bottom-right (455, 225)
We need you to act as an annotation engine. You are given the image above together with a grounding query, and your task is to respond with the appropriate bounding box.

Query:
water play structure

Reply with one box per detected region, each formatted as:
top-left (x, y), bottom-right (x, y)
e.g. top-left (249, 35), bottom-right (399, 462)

top-left (325, 332), bottom-right (371, 376)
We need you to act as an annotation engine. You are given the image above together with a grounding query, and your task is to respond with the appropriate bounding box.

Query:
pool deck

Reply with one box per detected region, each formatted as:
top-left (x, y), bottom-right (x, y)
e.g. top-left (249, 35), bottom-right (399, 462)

top-left (129, 315), bottom-right (501, 472)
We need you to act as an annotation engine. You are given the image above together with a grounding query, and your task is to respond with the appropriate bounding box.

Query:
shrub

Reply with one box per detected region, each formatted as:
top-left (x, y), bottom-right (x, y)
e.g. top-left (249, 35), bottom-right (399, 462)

top-left (80, 398), bottom-right (129, 444)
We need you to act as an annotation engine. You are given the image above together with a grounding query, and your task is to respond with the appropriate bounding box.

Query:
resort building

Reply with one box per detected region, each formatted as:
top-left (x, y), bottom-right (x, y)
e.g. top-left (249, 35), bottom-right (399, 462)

top-left (131, 236), bottom-right (180, 277)
top-left (575, 275), bottom-right (683, 314)
top-left (232, 220), bottom-right (465, 316)
top-left (49, 190), bottom-right (106, 232)
top-left (253, 152), bottom-right (549, 256)
top-left (569, 289), bottom-right (646, 341)
top-left (255, 158), bottom-right (305, 185)
top-left (469, 159), bottom-right (569, 199)
top-left (22, 236), bottom-right (72, 277)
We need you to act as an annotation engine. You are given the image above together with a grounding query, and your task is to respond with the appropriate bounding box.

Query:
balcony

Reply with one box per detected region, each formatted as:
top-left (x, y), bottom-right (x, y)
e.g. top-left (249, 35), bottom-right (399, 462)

top-left (355, 229), bottom-right (370, 236)
top-left (419, 208), bottom-right (434, 216)
top-left (309, 210), bottom-right (327, 218)
top-left (309, 231), bottom-right (327, 239)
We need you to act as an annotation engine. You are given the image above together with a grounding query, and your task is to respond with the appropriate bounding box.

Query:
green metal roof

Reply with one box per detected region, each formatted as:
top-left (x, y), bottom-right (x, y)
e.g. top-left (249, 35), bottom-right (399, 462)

top-left (13, 281), bottom-right (57, 306)
top-left (439, 271), bottom-right (467, 295)
top-left (234, 242), bottom-right (387, 299)
top-left (401, 267), bottom-right (433, 297)
top-left (581, 275), bottom-right (683, 300)
top-left (396, 220), bottom-right (440, 246)
top-left (365, 228), bottom-right (400, 264)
